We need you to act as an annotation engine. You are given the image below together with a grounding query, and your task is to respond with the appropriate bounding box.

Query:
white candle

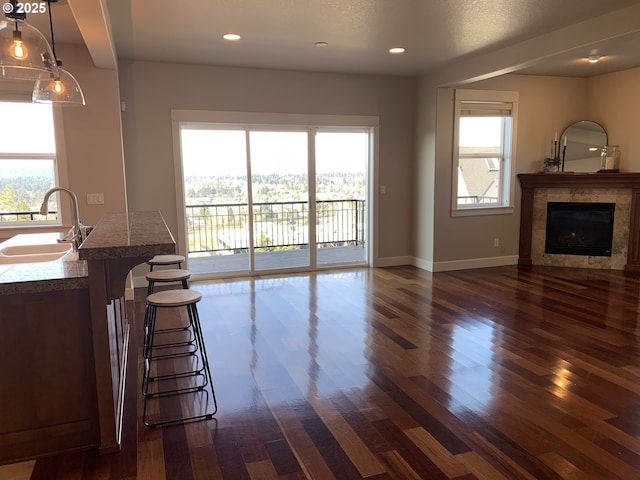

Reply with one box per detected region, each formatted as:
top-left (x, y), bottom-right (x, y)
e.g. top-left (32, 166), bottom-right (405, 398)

top-left (563, 136), bottom-right (567, 147)
top-left (606, 156), bottom-right (615, 169)
top-left (555, 131), bottom-right (558, 142)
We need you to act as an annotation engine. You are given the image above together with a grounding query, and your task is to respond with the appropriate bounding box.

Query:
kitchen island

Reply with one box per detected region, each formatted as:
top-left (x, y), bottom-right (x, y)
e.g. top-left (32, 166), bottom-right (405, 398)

top-left (0, 211), bottom-right (175, 464)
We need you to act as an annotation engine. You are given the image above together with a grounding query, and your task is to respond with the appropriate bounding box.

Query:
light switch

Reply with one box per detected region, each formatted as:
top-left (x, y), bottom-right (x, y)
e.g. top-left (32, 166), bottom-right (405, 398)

top-left (87, 193), bottom-right (104, 205)
top-left (380, 185), bottom-right (387, 195)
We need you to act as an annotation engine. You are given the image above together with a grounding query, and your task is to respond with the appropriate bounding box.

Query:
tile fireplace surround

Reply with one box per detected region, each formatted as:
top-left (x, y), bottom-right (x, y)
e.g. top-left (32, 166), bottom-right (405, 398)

top-left (518, 173), bottom-right (640, 272)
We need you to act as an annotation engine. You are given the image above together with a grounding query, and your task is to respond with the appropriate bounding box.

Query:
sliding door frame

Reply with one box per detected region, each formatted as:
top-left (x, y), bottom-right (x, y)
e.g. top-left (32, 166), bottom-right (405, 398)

top-left (171, 110), bottom-right (379, 278)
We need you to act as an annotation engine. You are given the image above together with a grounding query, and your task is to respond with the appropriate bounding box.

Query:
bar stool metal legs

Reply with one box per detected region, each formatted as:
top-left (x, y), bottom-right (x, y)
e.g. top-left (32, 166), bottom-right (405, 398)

top-left (142, 289), bottom-right (217, 427)
top-left (142, 269), bottom-right (194, 366)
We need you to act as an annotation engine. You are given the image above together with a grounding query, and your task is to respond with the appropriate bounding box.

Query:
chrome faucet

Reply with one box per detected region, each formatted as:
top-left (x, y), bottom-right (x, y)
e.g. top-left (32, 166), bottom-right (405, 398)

top-left (40, 187), bottom-right (83, 251)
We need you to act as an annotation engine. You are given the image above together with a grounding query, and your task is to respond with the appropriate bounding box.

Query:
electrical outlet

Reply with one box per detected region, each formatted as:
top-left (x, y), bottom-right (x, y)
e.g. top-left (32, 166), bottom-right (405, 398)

top-left (494, 237), bottom-right (500, 247)
top-left (87, 193), bottom-right (104, 205)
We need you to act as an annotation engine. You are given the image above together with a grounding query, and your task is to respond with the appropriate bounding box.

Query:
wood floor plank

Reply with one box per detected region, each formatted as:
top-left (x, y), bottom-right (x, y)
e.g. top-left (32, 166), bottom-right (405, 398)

top-left (245, 459), bottom-right (279, 480)
top-left (260, 387), bottom-right (336, 480)
top-left (372, 418), bottom-right (449, 479)
top-left (538, 452), bottom-right (602, 480)
top-left (136, 434), bottom-right (166, 480)
top-left (288, 385), bottom-right (386, 477)
top-left (376, 450), bottom-right (423, 480)
top-left (456, 451), bottom-right (512, 480)
top-left (404, 426), bottom-right (471, 478)
top-left (465, 427), bottom-right (559, 480)
top-left (24, 265), bottom-right (640, 479)
top-left (187, 445), bottom-right (224, 480)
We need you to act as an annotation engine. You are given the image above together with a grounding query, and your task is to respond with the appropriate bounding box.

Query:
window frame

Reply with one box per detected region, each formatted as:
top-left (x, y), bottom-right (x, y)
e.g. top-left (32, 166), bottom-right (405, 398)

top-left (451, 89), bottom-right (519, 217)
top-left (171, 110), bottom-right (379, 270)
top-left (0, 89), bottom-right (68, 231)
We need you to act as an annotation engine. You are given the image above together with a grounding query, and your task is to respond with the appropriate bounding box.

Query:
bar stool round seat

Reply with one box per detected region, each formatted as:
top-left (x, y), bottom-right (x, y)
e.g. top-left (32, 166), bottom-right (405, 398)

top-left (147, 288), bottom-right (201, 307)
top-left (145, 269), bottom-right (191, 295)
top-left (147, 254), bottom-right (185, 270)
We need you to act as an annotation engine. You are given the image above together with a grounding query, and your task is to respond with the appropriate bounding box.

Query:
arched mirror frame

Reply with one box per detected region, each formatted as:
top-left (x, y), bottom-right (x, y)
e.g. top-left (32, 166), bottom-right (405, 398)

top-left (560, 120), bottom-right (607, 172)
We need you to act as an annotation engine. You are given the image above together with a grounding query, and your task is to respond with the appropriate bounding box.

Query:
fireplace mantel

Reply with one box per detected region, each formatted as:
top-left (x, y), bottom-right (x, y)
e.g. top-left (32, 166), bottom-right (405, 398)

top-left (518, 173), bottom-right (640, 272)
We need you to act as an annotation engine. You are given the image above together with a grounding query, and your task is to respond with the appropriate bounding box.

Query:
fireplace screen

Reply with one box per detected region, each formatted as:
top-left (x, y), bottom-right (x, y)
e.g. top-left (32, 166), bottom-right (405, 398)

top-left (545, 202), bottom-right (615, 256)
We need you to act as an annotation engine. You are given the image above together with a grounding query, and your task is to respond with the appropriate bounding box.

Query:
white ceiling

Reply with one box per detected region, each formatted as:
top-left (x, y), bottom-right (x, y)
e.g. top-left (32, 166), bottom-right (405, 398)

top-left (26, 0), bottom-right (640, 79)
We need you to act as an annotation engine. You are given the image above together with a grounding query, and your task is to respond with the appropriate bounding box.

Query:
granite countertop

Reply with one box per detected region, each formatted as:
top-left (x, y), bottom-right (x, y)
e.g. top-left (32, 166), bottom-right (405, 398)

top-left (78, 211), bottom-right (175, 260)
top-left (0, 232), bottom-right (88, 295)
top-left (0, 211), bottom-right (175, 295)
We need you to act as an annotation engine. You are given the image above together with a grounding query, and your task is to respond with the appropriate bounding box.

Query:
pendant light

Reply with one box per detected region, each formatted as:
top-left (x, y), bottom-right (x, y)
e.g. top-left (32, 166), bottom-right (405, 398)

top-left (0, 0), bottom-right (58, 80)
top-left (32, 0), bottom-right (85, 106)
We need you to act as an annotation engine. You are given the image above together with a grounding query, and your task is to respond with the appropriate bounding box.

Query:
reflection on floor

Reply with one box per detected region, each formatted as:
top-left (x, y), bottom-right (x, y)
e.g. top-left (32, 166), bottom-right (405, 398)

top-left (27, 265), bottom-right (640, 479)
top-left (187, 245), bottom-right (366, 274)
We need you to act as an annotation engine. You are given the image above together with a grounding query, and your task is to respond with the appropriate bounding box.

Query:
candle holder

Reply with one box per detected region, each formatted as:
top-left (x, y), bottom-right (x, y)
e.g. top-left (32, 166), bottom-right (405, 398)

top-left (543, 138), bottom-right (562, 172)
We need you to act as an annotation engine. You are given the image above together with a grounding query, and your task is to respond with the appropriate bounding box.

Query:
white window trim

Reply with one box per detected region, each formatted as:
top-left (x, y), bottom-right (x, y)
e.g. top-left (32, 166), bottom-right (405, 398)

top-left (451, 89), bottom-right (518, 217)
top-left (0, 89), bottom-right (69, 232)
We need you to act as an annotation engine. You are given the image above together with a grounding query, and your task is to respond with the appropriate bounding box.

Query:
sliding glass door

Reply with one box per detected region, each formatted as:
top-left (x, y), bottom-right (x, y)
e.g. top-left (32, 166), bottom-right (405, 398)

top-left (179, 123), bottom-right (370, 277)
top-left (250, 130), bottom-right (310, 271)
top-left (181, 128), bottom-right (251, 274)
top-left (315, 130), bottom-right (368, 266)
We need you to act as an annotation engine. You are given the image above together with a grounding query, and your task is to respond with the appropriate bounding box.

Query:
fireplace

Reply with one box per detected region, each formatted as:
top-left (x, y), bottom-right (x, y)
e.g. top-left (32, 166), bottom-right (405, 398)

top-left (545, 202), bottom-right (615, 256)
top-left (518, 173), bottom-right (640, 272)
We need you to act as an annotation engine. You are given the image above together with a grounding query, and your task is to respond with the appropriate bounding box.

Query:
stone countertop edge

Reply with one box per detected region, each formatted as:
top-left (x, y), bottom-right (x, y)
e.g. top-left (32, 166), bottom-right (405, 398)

top-left (0, 258), bottom-right (89, 295)
top-left (0, 211), bottom-right (175, 295)
top-left (78, 211), bottom-right (176, 261)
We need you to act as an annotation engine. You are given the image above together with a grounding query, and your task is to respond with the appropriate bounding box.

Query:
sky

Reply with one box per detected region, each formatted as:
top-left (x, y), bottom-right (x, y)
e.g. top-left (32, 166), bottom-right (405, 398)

top-left (180, 129), bottom-right (368, 177)
top-left (0, 102), bottom-right (55, 154)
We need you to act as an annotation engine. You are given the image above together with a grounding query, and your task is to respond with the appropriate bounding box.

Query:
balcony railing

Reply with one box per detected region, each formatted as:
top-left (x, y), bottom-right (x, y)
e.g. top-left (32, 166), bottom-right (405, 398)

top-left (457, 196), bottom-right (499, 205)
top-left (186, 199), bottom-right (365, 254)
top-left (0, 211), bottom-right (56, 222)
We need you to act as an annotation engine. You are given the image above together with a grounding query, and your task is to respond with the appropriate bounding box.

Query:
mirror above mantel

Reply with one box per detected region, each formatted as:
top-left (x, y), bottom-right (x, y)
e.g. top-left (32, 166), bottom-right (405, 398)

top-left (560, 120), bottom-right (607, 172)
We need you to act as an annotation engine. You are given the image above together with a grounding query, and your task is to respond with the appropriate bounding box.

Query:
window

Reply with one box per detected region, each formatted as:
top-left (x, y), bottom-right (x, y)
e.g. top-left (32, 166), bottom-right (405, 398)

top-left (0, 101), bottom-right (57, 224)
top-left (452, 89), bottom-right (518, 215)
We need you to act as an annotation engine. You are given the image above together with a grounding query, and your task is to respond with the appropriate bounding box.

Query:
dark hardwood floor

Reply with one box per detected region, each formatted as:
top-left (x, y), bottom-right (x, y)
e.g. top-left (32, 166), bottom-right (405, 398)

top-left (28, 265), bottom-right (640, 479)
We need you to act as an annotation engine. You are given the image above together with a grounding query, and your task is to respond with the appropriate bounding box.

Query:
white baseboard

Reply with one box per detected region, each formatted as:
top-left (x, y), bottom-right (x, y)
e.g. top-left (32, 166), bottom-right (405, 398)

top-left (412, 257), bottom-right (433, 271)
top-left (426, 255), bottom-right (519, 272)
top-left (129, 255), bottom-right (516, 287)
top-left (373, 255), bottom-right (413, 267)
top-left (376, 255), bottom-right (518, 272)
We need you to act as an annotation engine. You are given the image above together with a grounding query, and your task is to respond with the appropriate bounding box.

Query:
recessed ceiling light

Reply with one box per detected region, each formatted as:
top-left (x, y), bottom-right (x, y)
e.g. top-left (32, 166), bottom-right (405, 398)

top-left (587, 54), bottom-right (601, 63)
top-left (389, 47), bottom-right (406, 54)
top-left (223, 33), bottom-right (241, 41)
top-left (314, 41), bottom-right (329, 47)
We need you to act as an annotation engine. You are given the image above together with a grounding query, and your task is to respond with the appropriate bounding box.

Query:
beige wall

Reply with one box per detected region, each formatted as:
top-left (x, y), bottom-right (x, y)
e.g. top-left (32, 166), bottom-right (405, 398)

top-left (414, 68), bottom-right (640, 270)
top-left (117, 60), bottom-right (416, 263)
top-left (56, 43), bottom-right (127, 227)
top-left (587, 68), bottom-right (640, 171)
top-left (412, 78), bottom-right (437, 265)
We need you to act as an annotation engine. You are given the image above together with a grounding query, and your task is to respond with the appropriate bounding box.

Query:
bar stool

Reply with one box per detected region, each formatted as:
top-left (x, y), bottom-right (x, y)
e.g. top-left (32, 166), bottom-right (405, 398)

top-left (142, 289), bottom-right (217, 427)
top-left (147, 254), bottom-right (186, 271)
top-left (143, 269), bottom-right (193, 359)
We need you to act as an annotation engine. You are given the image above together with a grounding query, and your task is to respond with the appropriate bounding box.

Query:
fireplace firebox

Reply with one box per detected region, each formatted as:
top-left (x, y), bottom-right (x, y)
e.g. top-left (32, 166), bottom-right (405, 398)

top-left (545, 202), bottom-right (615, 256)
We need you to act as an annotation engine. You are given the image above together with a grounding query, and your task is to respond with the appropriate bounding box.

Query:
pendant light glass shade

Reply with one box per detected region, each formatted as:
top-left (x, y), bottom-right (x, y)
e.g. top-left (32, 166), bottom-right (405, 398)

top-left (0, 18), bottom-right (57, 80)
top-left (33, 67), bottom-right (85, 106)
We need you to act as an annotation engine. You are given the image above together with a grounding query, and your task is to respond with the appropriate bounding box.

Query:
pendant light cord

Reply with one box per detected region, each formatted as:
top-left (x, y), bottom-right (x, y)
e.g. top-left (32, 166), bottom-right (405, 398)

top-left (47, 0), bottom-right (57, 61)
